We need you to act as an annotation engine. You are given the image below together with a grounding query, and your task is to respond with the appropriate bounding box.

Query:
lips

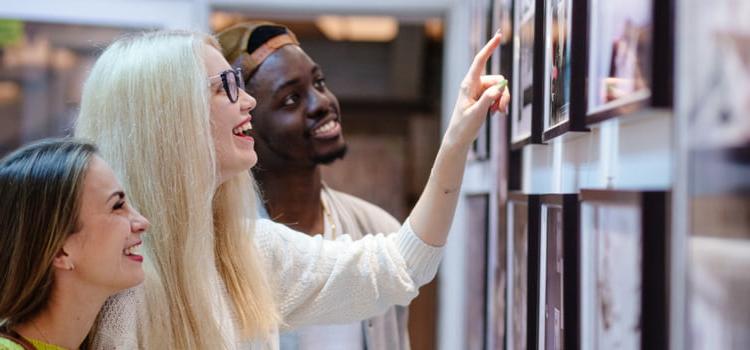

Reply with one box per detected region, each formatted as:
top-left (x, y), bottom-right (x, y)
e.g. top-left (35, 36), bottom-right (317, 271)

top-left (124, 241), bottom-right (144, 262)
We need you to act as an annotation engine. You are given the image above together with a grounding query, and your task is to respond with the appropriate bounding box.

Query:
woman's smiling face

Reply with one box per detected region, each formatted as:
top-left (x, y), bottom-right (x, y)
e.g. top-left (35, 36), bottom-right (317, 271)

top-left (204, 46), bottom-right (258, 184)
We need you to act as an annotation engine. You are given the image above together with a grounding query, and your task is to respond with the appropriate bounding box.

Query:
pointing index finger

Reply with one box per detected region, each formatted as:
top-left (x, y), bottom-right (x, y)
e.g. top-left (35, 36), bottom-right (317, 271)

top-left (468, 31), bottom-right (503, 81)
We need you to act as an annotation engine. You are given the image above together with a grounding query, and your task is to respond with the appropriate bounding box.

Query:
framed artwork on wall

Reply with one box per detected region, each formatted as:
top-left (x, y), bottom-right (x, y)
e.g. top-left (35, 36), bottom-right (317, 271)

top-left (465, 194), bottom-right (490, 350)
top-left (537, 194), bottom-right (580, 350)
top-left (682, 0), bottom-right (750, 150)
top-left (540, 0), bottom-right (588, 141)
top-left (579, 190), bottom-right (669, 350)
top-left (688, 193), bottom-right (750, 350)
top-left (471, 0), bottom-right (493, 160)
top-left (510, 0), bottom-right (543, 149)
top-left (508, 193), bottom-right (541, 350)
top-left (584, 0), bottom-right (673, 125)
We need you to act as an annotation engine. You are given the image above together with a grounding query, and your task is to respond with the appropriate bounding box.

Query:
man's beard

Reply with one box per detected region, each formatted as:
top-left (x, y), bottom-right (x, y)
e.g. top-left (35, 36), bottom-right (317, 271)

top-left (313, 145), bottom-right (348, 165)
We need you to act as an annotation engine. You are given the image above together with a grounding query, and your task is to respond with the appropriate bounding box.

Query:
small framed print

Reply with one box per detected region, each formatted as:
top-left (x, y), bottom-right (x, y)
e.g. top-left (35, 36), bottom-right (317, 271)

top-left (687, 148), bottom-right (750, 349)
top-left (579, 190), bottom-right (669, 350)
top-left (465, 194), bottom-right (490, 349)
top-left (471, 0), bottom-right (493, 160)
top-left (540, 0), bottom-right (588, 141)
top-left (585, 0), bottom-right (674, 124)
top-left (682, 0), bottom-right (750, 149)
top-left (488, 191), bottom-right (510, 350)
top-left (688, 193), bottom-right (750, 350)
top-left (538, 194), bottom-right (580, 350)
top-left (507, 193), bottom-right (542, 350)
top-left (510, 0), bottom-right (544, 149)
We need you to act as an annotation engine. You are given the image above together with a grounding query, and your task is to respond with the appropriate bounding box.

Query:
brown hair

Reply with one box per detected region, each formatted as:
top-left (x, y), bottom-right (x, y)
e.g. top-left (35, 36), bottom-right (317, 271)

top-left (0, 138), bottom-right (97, 330)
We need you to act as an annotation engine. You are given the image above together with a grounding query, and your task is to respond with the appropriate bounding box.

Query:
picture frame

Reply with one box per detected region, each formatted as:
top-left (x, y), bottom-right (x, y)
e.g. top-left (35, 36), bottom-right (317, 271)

top-left (688, 193), bottom-right (750, 350)
top-left (687, 148), bottom-right (750, 349)
top-left (682, 0), bottom-right (750, 150)
top-left (507, 193), bottom-right (542, 350)
top-left (579, 190), bottom-right (669, 350)
top-left (465, 194), bottom-right (490, 350)
top-left (537, 194), bottom-right (580, 350)
top-left (584, 0), bottom-right (674, 125)
top-left (540, 0), bottom-right (588, 141)
top-left (510, 0), bottom-right (544, 149)
top-left (488, 192), bottom-right (509, 350)
top-left (471, 0), bottom-right (493, 160)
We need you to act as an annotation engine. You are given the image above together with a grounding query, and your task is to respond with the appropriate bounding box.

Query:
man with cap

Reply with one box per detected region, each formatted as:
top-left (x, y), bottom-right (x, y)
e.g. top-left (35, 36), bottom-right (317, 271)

top-left (217, 22), bottom-right (411, 350)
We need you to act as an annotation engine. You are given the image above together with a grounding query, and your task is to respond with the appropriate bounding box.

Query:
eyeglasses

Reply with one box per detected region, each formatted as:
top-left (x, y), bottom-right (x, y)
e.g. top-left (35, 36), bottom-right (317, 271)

top-left (208, 68), bottom-right (245, 103)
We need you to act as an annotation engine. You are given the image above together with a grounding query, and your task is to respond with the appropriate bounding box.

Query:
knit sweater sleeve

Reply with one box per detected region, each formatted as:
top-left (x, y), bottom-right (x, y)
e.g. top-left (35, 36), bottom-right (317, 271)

top-left (254, 218), bottom-right (443, 330)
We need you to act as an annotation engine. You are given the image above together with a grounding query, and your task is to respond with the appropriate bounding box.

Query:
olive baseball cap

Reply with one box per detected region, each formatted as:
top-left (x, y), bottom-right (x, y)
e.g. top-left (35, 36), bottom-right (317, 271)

top-left (216, 21), bottom-right (300, 82)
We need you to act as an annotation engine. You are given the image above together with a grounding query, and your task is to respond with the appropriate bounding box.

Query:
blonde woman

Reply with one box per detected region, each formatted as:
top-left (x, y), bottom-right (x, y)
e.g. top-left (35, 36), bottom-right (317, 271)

top-left (75, 30), bottom-right (509, 349)
top-left (0, 139), bottom-right (149, 350)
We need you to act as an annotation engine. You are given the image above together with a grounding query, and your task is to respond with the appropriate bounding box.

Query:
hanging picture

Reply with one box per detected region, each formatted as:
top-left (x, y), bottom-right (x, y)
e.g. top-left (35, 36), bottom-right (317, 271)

top-left (487, 2), bottom-right (514, 349)
top-left (538, 194), bottom-right (579, 350)
top-left (585, 0), bottom-right (673, 124)
top-left (579, 190), bottom-right (668, 350)
top-left (683, 0), bottom-right (750, 149)
top-left (510, 0), bottom-right (543, 149)
top-left (508, 193), bottom-right (541, 350)
top-left (688, 192), bottom-right (750, 350)
top-left (465, 194), bottom-right (490, 350)
top-left (471, 0), bottom-right (493, 160)
top-left (540, 0), bottom-right (587, 140)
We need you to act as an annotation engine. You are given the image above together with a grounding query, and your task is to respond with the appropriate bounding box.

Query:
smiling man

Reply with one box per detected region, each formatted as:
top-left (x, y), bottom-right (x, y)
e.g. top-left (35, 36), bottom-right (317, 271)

top-left (217, 23), bottom-right (410, 350)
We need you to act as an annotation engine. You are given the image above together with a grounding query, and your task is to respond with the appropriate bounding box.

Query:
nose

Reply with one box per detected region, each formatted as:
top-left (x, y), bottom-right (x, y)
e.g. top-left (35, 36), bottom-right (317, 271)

top-left (130, 209), bottom-right (150, 235)
top-left (239, 88), bottom-right (257, 113)
top-left (306, 88), bottom-right (331, 120)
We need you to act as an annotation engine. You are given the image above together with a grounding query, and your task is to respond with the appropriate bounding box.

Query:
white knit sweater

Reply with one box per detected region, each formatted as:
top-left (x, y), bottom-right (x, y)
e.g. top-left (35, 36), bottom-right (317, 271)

top-left (93, 218), bottom-right (443, 349)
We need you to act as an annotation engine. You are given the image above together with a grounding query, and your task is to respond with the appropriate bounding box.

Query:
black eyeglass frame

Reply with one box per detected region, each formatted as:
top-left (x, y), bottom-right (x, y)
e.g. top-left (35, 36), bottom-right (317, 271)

top-left (208, 67), bottom-right (244, 103)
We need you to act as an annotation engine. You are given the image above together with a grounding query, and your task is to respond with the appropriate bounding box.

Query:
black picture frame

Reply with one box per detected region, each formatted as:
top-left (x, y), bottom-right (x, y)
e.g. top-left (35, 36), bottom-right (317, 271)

top-left (510, 0), bottom-right (544, 150)
top-left (465, 194), bottom-right (490, 350)
top-left (579, 189), bottom-right (669, 350)
top-left (683, 0), bottom-right (750, 150)
top-left (472, 0), bottom-right (493, 160)
top-left (583, 0), bottom-right (674, 125)
top-left (507, 193), bottom-right (542, 350)
top-left (538, 194), bottom-right (580, 350)
top-left (539, 0), bottom-right (589, 141)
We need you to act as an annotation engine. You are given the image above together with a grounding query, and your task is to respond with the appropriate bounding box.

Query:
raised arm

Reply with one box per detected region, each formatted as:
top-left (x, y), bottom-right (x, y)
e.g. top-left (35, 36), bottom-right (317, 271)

top-left (409, 31), bottom-right (510, 246)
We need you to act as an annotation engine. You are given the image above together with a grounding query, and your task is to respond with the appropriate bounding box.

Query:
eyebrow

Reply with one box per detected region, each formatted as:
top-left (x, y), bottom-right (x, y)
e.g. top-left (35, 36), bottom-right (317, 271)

top-left (272, 65), bottom-right (323, 94)
top-left (107, 191), bottom-right (125, 204)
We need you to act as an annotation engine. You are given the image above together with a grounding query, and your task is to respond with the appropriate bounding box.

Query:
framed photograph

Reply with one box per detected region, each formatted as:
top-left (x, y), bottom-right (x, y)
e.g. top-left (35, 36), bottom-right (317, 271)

top-left (579, 190), bottom-right (668, 350)
top-left (537, 194), bottom-right (580, 350)
top-left (471, 0), bottom-right (493, 160)
top-left (465, 194), bottom-right (490, 350)
top-left (540, 0), bottom-right (588, 141)
top-left (489, 196), bottom-right (509, 350)
top-left (687, 148), bottom-right (750, 349)
top-left (507, 193), bottom-right (541, 350)
top-left (683, 0), bottom-right (750, 149)
top-left (510, 0), bottom-right (543, 149)
top-left (585, 0), bottom-right (673, 124)
top-left (688, 194), bottom-right (750, 350)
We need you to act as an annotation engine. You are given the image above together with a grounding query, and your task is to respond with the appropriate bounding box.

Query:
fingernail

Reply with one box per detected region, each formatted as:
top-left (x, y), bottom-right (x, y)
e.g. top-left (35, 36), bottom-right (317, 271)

top-left (496, 29), bottom-right (502, 36)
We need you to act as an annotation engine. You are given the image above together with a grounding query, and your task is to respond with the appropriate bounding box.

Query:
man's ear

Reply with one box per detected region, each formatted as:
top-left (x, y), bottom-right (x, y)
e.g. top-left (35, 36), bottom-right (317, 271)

top-left (52, 247), bottom-right (75, 271)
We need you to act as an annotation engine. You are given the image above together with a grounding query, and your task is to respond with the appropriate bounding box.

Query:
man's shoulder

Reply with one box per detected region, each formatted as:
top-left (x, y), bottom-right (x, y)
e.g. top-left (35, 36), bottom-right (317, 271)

top-left (324, 187), bottom-right (401, 230)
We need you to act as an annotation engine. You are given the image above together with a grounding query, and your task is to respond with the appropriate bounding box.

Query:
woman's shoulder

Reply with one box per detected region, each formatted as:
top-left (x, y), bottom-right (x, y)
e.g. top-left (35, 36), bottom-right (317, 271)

top-left (0, 337), bottom-right (28, 350)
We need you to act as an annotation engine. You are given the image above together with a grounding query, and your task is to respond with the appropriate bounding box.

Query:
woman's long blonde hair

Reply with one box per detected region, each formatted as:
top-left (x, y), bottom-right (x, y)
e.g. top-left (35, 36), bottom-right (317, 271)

top-left (75, 31), bottom-right (279, 348)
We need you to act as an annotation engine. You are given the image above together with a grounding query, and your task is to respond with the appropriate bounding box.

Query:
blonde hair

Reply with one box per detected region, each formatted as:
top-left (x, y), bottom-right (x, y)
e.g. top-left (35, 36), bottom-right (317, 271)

top-left (0, 139), bottom-right (96, 332)
top-left (75, 31), bottom-right (279, 348)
